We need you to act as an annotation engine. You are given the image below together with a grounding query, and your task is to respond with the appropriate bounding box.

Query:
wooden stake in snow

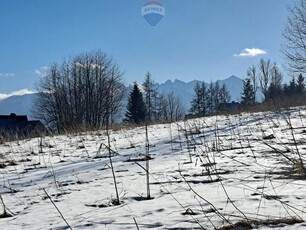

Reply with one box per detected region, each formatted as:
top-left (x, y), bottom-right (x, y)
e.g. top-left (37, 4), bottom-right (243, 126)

top-left (0, 194), bottom-right (13, 218)
top-left (42, 189), bottom-right (72, 229)
top-left (106, 113), bottom-right (120, 205)
top-left (145, 118), bottom-right (151, 199)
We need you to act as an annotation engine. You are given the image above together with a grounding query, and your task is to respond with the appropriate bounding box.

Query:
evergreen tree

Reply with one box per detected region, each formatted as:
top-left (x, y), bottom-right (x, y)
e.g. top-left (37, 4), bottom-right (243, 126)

top-left (213, 81), bottom-right (220, 111)
top-left (190, 81), bottom-right (230, 115)
top-left (247, 65), bottom-right (257, 103)
top-left (283, 76), bottom-right (297, 97)
top-left (189, 82), bottom-right (207, 116)
top-left (200, 82), bottom-right (208, 115)
top-left (283, 83), bottom-right (290, 97)
top-left (241, 78), bottom-right (255, 106)
top-left (207, 81), bottom-right (215, 115)
top-left (124, 83), bottom-right (146, 124)
top-left (189, 82), bottom-right (202, 115)
top-left (219, 83), bottom-right (231, 104)
top-left (158, 94), bottom-right (168, 120)
top-left (286, 76), bottom-right (297, 96)
top-left (297, 74), bottom-right (306, 96)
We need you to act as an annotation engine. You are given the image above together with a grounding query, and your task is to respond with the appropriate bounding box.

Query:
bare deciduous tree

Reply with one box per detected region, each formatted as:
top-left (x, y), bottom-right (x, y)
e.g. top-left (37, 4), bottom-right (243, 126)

top-left (247, 65), bottom-right (257, 102)
top-left (270, 63), bottom-right (283, 90)
top-left (34, 50), bottom-right (124, 132)
top-left (143, 72), bottom-right (158, 122)
top-left (282, 0), bottom-right (306, 74)
top-left (258, 58), bottom-right (271, 100)
top-left (166, 92), bottom-right (185, 122)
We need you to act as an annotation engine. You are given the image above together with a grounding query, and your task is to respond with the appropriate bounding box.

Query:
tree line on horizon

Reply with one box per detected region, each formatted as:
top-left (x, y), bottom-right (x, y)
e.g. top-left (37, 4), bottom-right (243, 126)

top-left (124, 73), bottom-right (185, 124)
top-left (33, 56), bottom-right (186, 132)
top-left (33, 0), bottom-right (306, 132)
top-left (188, 81), bottom-right (231, 117)
top-left (241, 58), bottom-right (306, 108)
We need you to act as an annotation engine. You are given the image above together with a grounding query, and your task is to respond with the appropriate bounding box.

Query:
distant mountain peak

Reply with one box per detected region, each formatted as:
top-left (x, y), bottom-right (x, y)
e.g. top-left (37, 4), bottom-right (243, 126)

top-left (164, 79), bottom-right (173, 85)
top-left (227, 75), bottom-right (241, 81)
top-left (160, 75), bottom-right (242, 86)
top-left (156, 75), bottom-right (243, 108)
top-left (173, 79), bottom-right (185, 84)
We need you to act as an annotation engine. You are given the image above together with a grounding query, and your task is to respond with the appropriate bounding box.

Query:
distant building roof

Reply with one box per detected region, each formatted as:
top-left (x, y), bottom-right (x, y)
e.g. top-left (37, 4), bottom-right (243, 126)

top-left (0, 113), bottom-right (28, 122)
top-left (0, 113), bottom-right (47, 141)
top-left (219, 101), bottom-right (240, 111)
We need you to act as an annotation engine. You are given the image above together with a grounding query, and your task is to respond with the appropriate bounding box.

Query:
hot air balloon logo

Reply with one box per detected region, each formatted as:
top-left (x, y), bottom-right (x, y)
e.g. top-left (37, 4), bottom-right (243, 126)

top-left (141, 1), bottom-right (165, 27)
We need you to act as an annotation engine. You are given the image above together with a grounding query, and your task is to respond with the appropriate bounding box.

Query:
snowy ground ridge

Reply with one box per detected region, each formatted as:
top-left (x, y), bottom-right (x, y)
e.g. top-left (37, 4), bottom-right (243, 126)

top-left (1, 107), bottom-right (306, 229)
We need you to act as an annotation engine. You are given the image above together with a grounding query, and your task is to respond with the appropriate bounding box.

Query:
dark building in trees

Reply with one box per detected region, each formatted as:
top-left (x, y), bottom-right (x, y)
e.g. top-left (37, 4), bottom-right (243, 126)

top-left (189, 81), bottom-right (231, 117)
top-left (219, 101), bottom-right (240, 112)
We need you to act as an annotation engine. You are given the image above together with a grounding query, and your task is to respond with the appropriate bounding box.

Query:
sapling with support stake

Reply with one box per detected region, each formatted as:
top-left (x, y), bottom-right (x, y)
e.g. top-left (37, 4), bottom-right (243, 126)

top-left (0, 194), bottom-right (13, 218)
top-left (105, 83), bottom-right (120, 205)
top-left (133, 116), bottom-right (152, 200)
top-left (183, 120), bottom-right (193, 163)
top-left (145, 116), bottom-right (151, 199)
top-left (106, 121), bottom-right (120, 205)
top-left (43, 189), bottom-right (72, 229)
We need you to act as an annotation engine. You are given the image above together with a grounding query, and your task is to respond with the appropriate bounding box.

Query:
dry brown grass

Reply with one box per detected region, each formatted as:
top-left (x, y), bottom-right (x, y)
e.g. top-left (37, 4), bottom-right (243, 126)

top-left (219, 217), bottom-right (303, 230)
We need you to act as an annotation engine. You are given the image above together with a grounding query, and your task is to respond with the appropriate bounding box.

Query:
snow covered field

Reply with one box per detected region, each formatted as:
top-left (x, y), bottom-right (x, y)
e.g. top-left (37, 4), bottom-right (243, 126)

top-left (1, 107), bottom-right (306, 229)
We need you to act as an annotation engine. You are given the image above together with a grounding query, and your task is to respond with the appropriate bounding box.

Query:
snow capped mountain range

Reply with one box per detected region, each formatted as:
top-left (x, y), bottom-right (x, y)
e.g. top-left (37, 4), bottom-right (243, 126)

top-left (0, 76), bottom-right (243, 118)
top-left (156, 75), bottom-right (243, 108)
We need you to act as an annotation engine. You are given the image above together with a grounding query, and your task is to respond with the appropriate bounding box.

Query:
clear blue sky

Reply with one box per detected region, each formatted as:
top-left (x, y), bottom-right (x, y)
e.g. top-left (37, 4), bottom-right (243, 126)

top-left (0, 0), bottom-right (293, 93)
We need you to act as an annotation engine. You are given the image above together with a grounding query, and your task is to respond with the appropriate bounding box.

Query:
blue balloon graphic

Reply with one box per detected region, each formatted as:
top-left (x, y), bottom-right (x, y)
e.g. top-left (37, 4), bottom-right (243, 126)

top-left (141, 1), bottom-right (165, 27)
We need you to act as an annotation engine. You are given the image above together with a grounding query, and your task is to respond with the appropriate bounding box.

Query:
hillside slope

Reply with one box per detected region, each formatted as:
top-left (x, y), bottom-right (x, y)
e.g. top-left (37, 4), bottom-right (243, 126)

top-left (0, 107), bottom-right (306, 229)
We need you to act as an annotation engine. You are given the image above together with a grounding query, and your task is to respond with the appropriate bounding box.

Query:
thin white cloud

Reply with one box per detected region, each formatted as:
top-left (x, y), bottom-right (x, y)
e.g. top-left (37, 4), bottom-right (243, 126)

top-left (35, 69), bottom-right (42, 75)
top-left (0, 89), bottom-right (35, 100)
top-left (75, 62), bottom-right (84, 68)
top-left (234, 48), bottom-right (267, 57)
top-left (75, 62), bottom-right (105, 70)
top-left (0, 73), bottom-right (15, 77)
top-left (34, 66), bottom-right (49, 76)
